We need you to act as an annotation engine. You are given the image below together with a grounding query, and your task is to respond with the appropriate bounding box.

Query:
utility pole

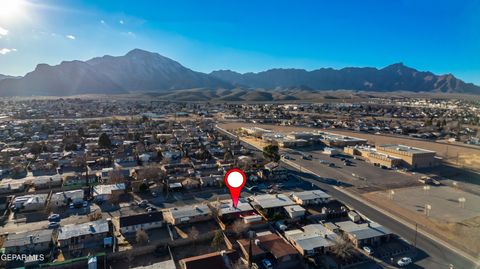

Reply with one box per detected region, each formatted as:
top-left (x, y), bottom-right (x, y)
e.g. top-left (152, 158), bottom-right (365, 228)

top-left (414, 223), bottom-right (418, 248)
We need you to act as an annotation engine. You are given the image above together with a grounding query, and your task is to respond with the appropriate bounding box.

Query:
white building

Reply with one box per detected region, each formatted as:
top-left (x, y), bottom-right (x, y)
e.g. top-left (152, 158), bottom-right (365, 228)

top-left (290, 190), bottom-right (332, 205)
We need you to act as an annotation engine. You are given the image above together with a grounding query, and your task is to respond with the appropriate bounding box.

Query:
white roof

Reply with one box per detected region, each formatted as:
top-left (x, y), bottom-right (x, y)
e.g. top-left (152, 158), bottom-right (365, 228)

top-left (252, 194), bottom-right (295, 209)
top-left (292, 190), bottom-right (331, 201)
top-left (217, 198), bottom-right (254, 215)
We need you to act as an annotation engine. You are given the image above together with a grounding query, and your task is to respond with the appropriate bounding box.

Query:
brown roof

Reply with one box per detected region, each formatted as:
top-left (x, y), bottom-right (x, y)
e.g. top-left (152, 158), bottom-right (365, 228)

top-left (237, 233), bottom-right (298, 259)
top-left (180, 250), bottom-right (240, 269)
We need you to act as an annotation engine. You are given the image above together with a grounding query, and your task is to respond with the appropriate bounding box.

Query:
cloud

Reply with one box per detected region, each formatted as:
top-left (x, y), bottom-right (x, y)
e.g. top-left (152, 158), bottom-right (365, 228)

top-left (66, 35), bottom-right (76, 40)
top-left (0, 48), bottom-right (16, 55)
top-left (119, 20), bottom-right (124, 24)
top-left (100, 20), bottom-right (105, 24)
top-left (0, 26), bottom-right (8, 37)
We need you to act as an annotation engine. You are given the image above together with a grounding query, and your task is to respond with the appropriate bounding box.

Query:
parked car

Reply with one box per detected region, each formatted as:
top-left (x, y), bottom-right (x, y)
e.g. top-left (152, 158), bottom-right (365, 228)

top-left (138, 200), bottom-right (149, 207)
top-left (328, 163), bottom-right (335, 167)
top-left (146, 206), bottom-right (157, 212)
top-left (48, 214), bottom-right (60, 222)
top-left (397, 257), bottom-right (412, 267)
top-left (261, 259), bottom-right (273, 269)
top-left (362, 246), bottom-right (373, 255)
top-left (48, 222), bottom-right (60, 229)
top-left (302, 154), bottom-right (313, 160)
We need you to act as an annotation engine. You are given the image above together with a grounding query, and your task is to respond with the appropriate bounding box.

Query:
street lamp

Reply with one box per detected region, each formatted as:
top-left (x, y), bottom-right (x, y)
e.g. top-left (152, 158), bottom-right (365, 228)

top-left (423, 185), bottom-right (430, 195)
top-left (425, 204), bottom-right (432, 216)
top-left (389, 190), bottom-right (395, 200)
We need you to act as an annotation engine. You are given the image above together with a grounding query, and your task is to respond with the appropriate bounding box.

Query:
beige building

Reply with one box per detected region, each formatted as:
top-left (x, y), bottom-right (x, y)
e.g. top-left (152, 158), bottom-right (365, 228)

top-left (376, 144), bottom-right (438, 169)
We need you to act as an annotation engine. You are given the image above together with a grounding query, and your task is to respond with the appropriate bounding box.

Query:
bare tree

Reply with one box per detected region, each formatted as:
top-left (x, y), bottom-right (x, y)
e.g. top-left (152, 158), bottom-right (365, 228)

top-left (136, 230), bottom-right (149, 245)
top-left (189, 226), bottom-right (200, 241)
top-left (331, 237), bottom-right (355, 260)
top-left (211, 229), bottom-right (224, 250)
top-left (231, 219), bottom-right (249, 236)
top-left (89, 211), bottom-right (103, 221)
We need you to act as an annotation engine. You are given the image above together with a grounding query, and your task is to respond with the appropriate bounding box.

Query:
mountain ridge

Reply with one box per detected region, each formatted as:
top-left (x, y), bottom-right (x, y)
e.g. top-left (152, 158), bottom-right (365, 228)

top-left (0, 49), bottom-right (478, 96)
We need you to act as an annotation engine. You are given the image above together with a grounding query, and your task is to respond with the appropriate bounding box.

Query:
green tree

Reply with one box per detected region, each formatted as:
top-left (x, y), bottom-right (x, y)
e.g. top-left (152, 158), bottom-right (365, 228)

top-left (263, 144), bottom-right (280, 162)
top-left (98, 133), bottom-right (112, 148)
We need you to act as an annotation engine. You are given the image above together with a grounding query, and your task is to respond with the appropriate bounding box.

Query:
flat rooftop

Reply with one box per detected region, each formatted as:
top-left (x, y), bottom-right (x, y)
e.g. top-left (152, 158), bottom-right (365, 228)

top-left (291, 190), bottom-right (331, 201)
top-left (378, 144), bottom-right (435, 154)
top-left (252, 194), bottom-right (295, 209)
top-left (57, 220), bottom-right (109, 240)
top-left (335, 221), bottom-right (391, 240)
top-left (165, 204), bottom-right (211, 219)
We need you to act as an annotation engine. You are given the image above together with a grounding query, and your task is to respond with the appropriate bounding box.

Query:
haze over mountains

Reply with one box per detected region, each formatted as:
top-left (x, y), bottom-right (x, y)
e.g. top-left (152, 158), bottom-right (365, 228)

top-left (0, 49), bottom-right (478, 97)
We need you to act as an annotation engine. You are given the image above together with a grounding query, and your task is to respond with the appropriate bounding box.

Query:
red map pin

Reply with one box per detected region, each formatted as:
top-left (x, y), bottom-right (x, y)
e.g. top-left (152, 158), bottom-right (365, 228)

top-left (224, 168), bottom-right (247, 208)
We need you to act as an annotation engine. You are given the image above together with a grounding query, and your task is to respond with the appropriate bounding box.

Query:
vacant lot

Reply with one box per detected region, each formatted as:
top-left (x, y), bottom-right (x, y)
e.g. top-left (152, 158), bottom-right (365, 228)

top-left (364, 186), bottom-right (480, 255)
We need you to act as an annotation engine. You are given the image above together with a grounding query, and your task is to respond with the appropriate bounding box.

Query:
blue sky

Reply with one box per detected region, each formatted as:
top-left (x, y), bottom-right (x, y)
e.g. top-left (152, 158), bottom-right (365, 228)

top-left (0, 0), bottom-right (479, 84)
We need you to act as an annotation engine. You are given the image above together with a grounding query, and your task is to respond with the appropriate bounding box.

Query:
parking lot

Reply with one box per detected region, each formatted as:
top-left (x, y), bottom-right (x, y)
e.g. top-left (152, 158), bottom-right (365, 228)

top-left (282, 147), bottom-right (422, 193)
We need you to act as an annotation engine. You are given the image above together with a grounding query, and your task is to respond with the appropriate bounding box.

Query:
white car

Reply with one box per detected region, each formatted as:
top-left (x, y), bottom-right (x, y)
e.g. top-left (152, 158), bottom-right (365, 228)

top-left (362, 246), bottom-right (373, 255)
top-left (397, 257), bottom-right (412, 267)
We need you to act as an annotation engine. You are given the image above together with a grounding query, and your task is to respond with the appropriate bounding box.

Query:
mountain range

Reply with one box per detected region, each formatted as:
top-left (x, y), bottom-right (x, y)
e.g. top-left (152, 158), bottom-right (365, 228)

top-left (0, 49), bottom-right (478, 97)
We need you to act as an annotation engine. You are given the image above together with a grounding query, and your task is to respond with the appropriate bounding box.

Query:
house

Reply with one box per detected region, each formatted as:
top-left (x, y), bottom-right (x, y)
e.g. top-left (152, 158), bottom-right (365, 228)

top-left (12, 194), bottom-right (48, 212)
top-left (163, 204), bottom-right (212, 225)
top-left (284, 224), bottom-right (341, 256)
top-left (258, 162), bottom-right (288, 180)
top-left (33, 174), bottom-right (63, 189)
top-left (283, 205), bottom-right (306, 219)
top-left (237, 233), bottom-right (303, 269)
top-left (93, 183), bottom-right (126, 201)
top-left (213, 198), bottom-right (261, 224)
top-left (179, 250), bottom-right (240, 269)
top-left (335, 221), bottom-right (392, 247)
top-left (116, 211), bottom-right (163, 234)
top-left (290, 190), bottom-right (332, 205)
top-left (57, 220), bottom-right (111, 251)
top-left (3, 229), bottom-right (53, 254)
top-left (250, 194), bottom-right (295, 217)
top-left (50, 190), bottom-right (84, 207)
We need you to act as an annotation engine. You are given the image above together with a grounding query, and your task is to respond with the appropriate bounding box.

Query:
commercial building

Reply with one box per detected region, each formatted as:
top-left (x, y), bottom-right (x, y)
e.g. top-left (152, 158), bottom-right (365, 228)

top-left (376, 144), bottom-right (438, 169)
top-left (344, 146), bottom-right (402, 168)
top-left (318, 132), bottom-right (367, 147)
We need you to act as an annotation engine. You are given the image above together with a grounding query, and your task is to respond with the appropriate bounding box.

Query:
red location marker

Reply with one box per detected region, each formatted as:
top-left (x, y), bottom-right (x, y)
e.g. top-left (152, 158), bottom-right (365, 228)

top-left (224, 168), bottom-right (247, 208)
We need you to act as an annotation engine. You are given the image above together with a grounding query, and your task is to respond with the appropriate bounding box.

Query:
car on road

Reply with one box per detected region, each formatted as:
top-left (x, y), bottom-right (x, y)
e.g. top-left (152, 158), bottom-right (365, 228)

top-left (302, 154), bottom-right (313, 160)
top-left (319, 160), bottom-right (328, 164)
top-left (281, 154), bottom-right (292, 160)
top-left (397, 257), bottom-right (412, 267)
top-left (328, 163), bottom-right (335, 167)
top-left (48, 222), bottom-right (60, 229)
top-left (362, 246), bottom-right (373, 255)
top-left (48, 214), bottom-right (60, 222)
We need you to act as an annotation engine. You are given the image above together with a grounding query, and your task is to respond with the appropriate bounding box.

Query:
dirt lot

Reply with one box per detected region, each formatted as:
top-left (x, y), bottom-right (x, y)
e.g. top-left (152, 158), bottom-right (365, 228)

top-left (219, 122), bottom-right (480, 171)
top-left (363, 188), bottom-right (480, 255)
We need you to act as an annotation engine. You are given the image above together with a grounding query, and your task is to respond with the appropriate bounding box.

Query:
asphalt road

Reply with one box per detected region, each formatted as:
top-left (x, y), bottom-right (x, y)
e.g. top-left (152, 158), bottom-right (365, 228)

top-left (215, 126), bottom-right (478, 269)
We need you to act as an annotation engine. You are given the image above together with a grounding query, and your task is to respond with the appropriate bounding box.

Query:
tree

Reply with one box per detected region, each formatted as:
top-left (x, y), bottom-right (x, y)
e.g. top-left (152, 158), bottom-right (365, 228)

top-left (331, 238), bottom-right (355, 260)
top-left (136, 230), bottom-right (149, 245)
top-left (232, 219), bottom-right (248, 236)
top-left (211, 230), bottom-right (224, 250)
top-left (263, 144), bottom-right (280, 162)
top-left (98, 133), bottom-right (112, 148)
top-left (89, 211), bottom-right (103, 221)
top-left (224, 151), bottom-right (233, 161)
top-left (189, 226), bottom-right (200, 241)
